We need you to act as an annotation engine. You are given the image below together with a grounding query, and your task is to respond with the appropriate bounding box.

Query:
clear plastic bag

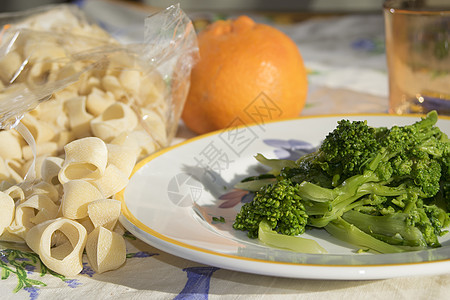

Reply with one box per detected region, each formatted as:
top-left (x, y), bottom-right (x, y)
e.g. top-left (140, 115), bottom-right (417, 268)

top-left (0, 4), bottom-right (198, 186)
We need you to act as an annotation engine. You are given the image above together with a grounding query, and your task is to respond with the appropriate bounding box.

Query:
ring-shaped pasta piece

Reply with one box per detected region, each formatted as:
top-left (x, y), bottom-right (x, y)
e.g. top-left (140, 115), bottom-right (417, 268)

top-left (0, 130), bottom-right (23, 160)
top-left (125, 130), bottom-right (158, 160)
top-left (78, 216), bottom-right (95, 234)
top-left (86, 87), bottom-right (115, 117)
top-left (19, 194), bottom-right (59, 226)
top-left (0, 191), bottom-right (15, 236)
top-left (5, 159), bottom-right (24, 184)
top-left (21, 114), bottom-right (56, 144)
top-left (92, 164), bottom-right (128, 198)
top-left (22, 155), bottom-right (52, 181)
top-left (0, 227), bottom-right (25, 243)
top-left (138, 71), bottom-right (166, 106)
top-left (64, 96), bottom-right (94, 139)
top-left (29, 97), bottom-right (66, 129)
top-left (106, 144), bottom-right (137, 179)
top-left (78, 75), bottom-right (101, 96)
top-left (12, 194), bottom-right (59, 238)
top-left (139, 108), bottom-right (167, 147)
top-left (87, 199), bottom-right (121, 230)
top-left (24, 39), bottom-right (66, 62)
top-left (22, 142), bottom-right (58, 161)
top-left (25, 218), bottom-right (87, 277)
top-left (61, 179), bottom-right (104, 219)
top-left (90, 102), bottom-right (138, 142)
top-left (85, 226), bottom-right (126, 274)
top-left (0, 158), bottom-right (10, 181)
top-left (101, 75), bottom-right (125, 100)
top-left (25, 181), bottom-right (60, 204)
top-left (118, 69), bottom-right (141, 95)
top-left (3, 185), bottom-right (25, 204)
top-left (28, 61), bottom-right (62, 87)
top-left (0, 51), bottom-right (22, 83)
top-left (41, 156), bottom-right (64, 186)
top-left (55, 130), bottom-right (76, 150)
top-left (58, 137), bottom-right (108, 184)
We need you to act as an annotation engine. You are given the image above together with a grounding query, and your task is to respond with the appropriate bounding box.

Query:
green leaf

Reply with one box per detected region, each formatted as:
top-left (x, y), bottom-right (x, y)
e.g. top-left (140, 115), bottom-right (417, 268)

top-left (26, 278), bottom-right (47, 287)
top-left (1, 267), bottom-right (11, 280)
top-left (13, 279), bottom-right (24, 294)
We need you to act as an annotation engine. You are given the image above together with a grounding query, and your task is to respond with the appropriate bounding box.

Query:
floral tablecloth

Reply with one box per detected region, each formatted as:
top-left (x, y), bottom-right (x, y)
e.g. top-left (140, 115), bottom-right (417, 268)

top-left (1, 0), bottom-right (449, 299)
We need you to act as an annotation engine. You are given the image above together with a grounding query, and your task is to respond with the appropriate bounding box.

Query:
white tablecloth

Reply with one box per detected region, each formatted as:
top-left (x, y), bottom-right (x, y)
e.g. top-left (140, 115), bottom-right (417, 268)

top-left (1, 1), bottom-right (448, 299)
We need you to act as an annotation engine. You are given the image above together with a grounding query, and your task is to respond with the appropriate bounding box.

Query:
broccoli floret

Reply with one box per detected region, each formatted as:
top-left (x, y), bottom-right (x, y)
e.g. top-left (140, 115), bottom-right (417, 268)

top-left (315, 119), bottom-right (384, 183)
top-left (411, 158), bottom-right (442, 197)
top-left (233, 179), bottom-right (308, 238)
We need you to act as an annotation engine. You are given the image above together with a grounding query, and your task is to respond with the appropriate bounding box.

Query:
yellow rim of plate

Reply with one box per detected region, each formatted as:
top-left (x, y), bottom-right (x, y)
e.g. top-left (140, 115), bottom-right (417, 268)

top-left (116, 113), bottom-right (450, 269)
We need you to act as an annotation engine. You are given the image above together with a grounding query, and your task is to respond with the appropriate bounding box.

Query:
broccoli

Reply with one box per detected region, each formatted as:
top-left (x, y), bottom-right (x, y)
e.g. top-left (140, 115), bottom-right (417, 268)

top-left (233, 111), bottom-right (450, 253)
top-left (233, 179), bottom-right (308, 238)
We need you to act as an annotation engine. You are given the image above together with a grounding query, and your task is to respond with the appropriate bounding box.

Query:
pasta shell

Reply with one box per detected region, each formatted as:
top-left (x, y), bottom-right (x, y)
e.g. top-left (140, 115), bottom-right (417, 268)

top-left (87, 199), bottom-right (121, 230)
top-left (61, 179), bottom-right (104, 219)
top-left (59, 137), bottom-right (108, 184)
top-left (85, 226), bottom-right (126, 274)
top-left (25, 218), bottom-right (87, 277)
top-left (0, 191), bottom-right (15, 236)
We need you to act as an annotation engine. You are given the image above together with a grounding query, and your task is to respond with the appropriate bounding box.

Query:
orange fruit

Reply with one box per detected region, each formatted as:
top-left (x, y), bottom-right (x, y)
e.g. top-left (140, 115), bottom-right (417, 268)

top-left (182, 15), bottom-right (308, 135)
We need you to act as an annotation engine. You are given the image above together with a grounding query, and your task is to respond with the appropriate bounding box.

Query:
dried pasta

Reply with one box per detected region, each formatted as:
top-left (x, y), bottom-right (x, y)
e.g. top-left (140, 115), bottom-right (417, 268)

top-left (87, 199), bottom-right (121, 230)
top-left (61, 179), bottom-right (104, 219)
top-left (92, 163), bottom-right (129, 198)
top-left (3, 185), bottom-right (26, 203)
top-left (90, 102), bottom-right (138, 142)
top-left (25, 218), bottom-right (87, 277)
top-left (106, 144), bottom-right (137, 179)
top-left (0, 191), bottom-right (15, 236)
top-left (78, 216), bottom-right (95, 234)
top-left (85, 226), bottom-right (126, 274)
top-left (0, 51), bottom-right (23, 83)
top-left (25, 181), bottom-right (60, 204)
top-left (64, 96), bottom-right (94, 139)
top-left (0, 5), bottom-right (177, 277)
top-left (58, 137), bottom-right (108, 184)
top-left (0, 130), bottom-right (22, 160)
top-left (17, 194), bottom-right (59, 227)
top-left (86, 87), bottom-right (115, 117)
top-left (21, 114), bottom-right (56, 144)
top-left (0, 157), bottom-right (11, 181)
top-left (41, 156), bottom-right (64, 186)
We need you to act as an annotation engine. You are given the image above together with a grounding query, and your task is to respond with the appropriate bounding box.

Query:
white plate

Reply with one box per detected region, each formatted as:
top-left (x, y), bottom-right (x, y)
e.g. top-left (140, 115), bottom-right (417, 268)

top-left (117, 114), bottom-right (450, 280)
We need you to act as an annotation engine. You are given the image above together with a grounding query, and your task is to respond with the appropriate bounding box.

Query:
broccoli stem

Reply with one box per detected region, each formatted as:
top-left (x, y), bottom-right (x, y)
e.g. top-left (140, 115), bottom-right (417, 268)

top-left (254, 153), bottom-right (297, 174)
top-left (258, 220), bottom-right (327, 254)
top-left (342, 210), bottom-right (427, 247)
top-left (324, 218), bottom-right (406, 253)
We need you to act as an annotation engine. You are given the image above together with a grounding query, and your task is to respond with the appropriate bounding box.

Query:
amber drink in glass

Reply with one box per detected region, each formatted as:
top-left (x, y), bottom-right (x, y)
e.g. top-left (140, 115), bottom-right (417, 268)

top-left (384, 0), bottom-right (450, 114)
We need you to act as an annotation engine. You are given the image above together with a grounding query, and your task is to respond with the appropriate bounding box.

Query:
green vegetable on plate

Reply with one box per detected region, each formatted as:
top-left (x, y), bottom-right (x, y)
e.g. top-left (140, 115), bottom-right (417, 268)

top-left (233, 111), bottom-right (450, 254)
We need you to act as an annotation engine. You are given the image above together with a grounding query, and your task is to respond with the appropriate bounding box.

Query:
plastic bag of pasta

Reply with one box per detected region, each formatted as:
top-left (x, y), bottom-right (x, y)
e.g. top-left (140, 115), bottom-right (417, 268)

top-left (0, 4), bottom-right (198, 184)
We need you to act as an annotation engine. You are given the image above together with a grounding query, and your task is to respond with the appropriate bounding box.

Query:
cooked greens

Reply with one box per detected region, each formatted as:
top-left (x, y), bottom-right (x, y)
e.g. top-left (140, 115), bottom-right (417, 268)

top-left (233, 111), bottom-right (450, 253)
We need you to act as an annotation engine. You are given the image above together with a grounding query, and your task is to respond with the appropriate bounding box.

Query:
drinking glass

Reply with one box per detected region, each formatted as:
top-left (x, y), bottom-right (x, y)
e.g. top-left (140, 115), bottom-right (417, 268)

top-left (384, 0), bottom-right (450, 115)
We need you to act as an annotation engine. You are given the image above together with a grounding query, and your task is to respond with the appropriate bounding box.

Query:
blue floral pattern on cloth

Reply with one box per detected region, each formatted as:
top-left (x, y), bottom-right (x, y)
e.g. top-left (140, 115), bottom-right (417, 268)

top-left (126, 251), bottom-right (159, 258)
top-left (80, 263), bottom-right (95, 278)
top-left (351, 38), bottom-right (385, 54)
top-left (174, 267), bottom-right (219, 300)
top-left (1, 244), bottom-right (160, 299)
top-left (0, 248), bottom-right (77, 298)
top-left (24, 286), bottom-right (40, 300)
top-left (218, 138), bottom-right (316, 208)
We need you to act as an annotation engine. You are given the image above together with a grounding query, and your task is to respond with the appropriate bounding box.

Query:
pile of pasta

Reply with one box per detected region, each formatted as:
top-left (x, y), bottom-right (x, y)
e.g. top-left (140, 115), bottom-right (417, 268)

top-left (0, 6), bottom-right (169, 276)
